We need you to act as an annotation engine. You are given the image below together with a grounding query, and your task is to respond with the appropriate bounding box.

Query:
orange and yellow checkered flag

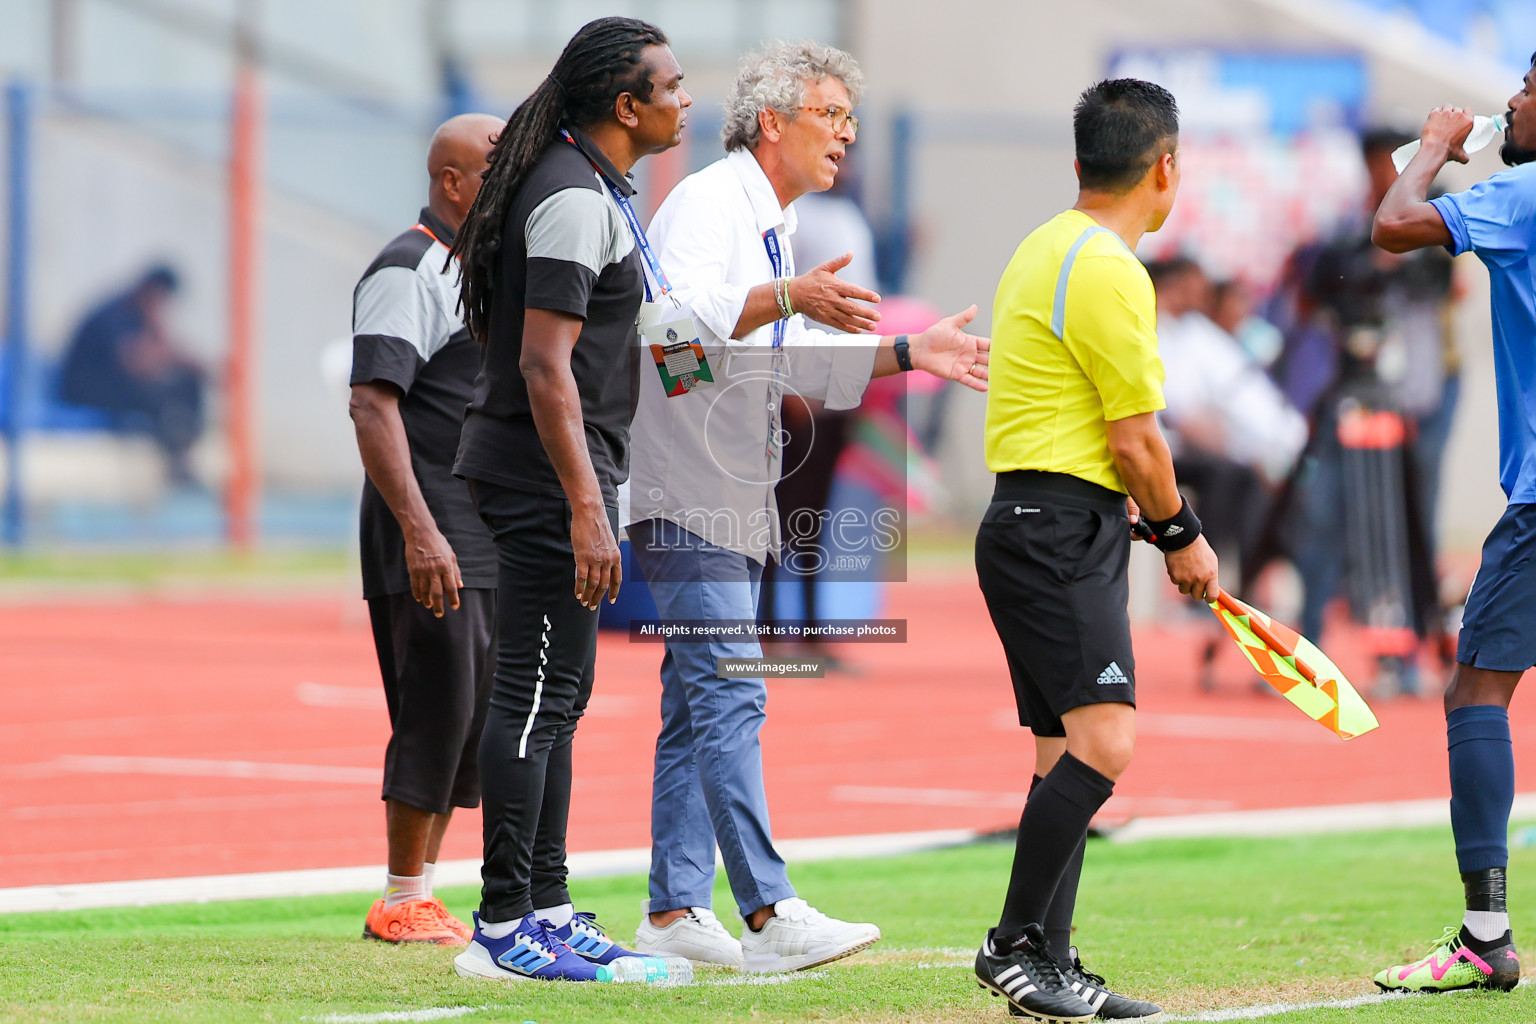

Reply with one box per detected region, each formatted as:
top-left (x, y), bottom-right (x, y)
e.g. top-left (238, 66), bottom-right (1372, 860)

top-left (1209, 592), bottom-right (1379, 740)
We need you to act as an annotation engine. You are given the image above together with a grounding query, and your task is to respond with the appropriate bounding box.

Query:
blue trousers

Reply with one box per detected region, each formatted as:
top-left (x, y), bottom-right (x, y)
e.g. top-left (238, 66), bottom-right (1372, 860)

top-left (628, 518), bottom-right (796, 917)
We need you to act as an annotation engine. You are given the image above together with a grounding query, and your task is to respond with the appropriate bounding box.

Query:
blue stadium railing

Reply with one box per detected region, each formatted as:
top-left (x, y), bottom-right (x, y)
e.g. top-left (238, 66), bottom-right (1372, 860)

top-left (2, 80), bottom-right (31, 547)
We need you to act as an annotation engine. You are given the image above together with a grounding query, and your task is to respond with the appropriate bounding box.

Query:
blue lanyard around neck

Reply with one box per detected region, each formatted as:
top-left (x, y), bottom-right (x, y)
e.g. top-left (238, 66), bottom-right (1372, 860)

top-left (559, 128), bottom-right (672, 303)
top-left (762, 228), bottom-right (786, 349)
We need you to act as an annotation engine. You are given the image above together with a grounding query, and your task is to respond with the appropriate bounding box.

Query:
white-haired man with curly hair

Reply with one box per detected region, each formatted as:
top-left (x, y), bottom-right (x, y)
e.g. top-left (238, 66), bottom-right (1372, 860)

top-left (626, 42), bottom-right (989, 973)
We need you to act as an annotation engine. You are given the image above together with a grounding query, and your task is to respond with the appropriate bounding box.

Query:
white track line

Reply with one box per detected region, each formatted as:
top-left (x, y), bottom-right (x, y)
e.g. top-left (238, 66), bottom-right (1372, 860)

top-left (833, 785), bottom-right (1233, 817)
top-left (1163, 979), bottom-right (1529, 1021)
top-left (0, 829), bottom-right (973, 914)
top-left (14, 795), bottom-right (1536, 914)
top-left (1110, 793), bottom-right (1536, 844)
top-left (296, 683), bottom-right (638, 717)
top-left (988, 710), bottom-right (1342, 744)
top-left (47, 755), bottom-right (377, 785)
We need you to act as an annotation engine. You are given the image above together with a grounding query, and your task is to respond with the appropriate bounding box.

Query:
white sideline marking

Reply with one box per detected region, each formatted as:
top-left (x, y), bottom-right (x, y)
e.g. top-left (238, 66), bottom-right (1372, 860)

top-left (14, 794), bottom-right (1536, 914)
top-left (273, 974), bottom-right (1536, 1024)
top-left (308, 1008), bottom-right (483, 1024)
top-left (1110, 793), bottom-right (1536, 844)
top-left (0, 829), bottom-right (973, 914)
top-left (1163, 979), bottom-right (1529, 1021)
top-left (304, 976), bottom-right (831, 1022)
top-left (708, 971), bottom-right (827, 986)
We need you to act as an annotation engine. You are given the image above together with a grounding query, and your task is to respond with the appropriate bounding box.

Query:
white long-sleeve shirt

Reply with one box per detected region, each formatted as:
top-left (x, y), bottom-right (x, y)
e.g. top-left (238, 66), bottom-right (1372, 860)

top-left (1158, 310), bottom-right (1307, 481)
top-left (625, 148), bottom-right (878, 563)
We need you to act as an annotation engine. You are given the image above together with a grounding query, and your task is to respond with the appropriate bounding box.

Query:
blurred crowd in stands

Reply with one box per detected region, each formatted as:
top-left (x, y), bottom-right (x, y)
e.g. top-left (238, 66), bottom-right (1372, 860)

top-left (55, 264), bottom-right (208, 487)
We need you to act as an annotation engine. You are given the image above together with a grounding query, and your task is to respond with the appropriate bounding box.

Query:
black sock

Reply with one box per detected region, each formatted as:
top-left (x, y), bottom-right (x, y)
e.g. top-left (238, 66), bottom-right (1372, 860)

top-left (1046, 834), bottom-right (1086, 959)
top-left (999, 753), bottom-right (1113, 938)
top-left (1025, 773), bottom-right (1086, 958)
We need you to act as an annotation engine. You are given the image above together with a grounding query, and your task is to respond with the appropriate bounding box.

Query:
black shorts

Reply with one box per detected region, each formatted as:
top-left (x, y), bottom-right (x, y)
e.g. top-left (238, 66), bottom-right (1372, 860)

top-left (368, 587), bottom-right (496, 814)
top-left (1458, 502), bottom-right (1536, 672)
top-left (975, 471), bottom-right (1137, 737)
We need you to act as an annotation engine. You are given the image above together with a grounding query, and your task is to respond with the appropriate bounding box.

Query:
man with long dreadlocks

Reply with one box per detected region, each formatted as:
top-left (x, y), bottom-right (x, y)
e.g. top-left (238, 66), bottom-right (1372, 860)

top-left (447, 17), bottom-right (692, 984)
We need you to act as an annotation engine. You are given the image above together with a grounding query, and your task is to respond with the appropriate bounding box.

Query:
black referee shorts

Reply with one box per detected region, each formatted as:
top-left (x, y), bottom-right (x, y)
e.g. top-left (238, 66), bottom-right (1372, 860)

top-left (368, 587), bottom-right (496, 814)
top-left (975, 471), bottom-right (1137, 737)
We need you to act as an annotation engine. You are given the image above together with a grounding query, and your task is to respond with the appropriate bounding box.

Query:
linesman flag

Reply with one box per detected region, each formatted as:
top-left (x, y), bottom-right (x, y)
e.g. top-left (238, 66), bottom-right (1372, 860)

top-left (1209, 592), bottom-right (1380, 740)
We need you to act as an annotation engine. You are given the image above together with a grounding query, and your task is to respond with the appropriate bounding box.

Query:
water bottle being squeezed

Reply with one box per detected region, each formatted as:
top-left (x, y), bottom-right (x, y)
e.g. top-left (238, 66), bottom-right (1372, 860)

top-left (1392, 114), bottom-right (1506, 173)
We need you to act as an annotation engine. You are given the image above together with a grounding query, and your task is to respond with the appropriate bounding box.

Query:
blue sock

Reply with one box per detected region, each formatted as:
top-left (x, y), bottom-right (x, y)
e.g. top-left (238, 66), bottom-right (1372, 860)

top-left (1448, 705), bottom-right (1514, 874)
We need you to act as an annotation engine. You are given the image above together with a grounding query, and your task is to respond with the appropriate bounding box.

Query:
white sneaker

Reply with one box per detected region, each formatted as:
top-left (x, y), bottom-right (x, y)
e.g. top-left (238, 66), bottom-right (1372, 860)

top-left (633, 898), bottom-right (744, 969)
top-left (738, 897), bottom-right (880, 973)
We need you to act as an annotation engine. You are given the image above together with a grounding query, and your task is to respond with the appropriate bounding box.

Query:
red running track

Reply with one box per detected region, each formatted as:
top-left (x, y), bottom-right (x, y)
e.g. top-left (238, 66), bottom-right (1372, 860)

top-left (2, 572), bottom-right (1531, 888)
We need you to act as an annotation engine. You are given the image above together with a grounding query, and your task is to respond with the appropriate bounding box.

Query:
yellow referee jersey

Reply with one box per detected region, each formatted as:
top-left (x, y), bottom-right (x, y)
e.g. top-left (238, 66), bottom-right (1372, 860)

top-left (985, 209), bottom-right (1166, 493)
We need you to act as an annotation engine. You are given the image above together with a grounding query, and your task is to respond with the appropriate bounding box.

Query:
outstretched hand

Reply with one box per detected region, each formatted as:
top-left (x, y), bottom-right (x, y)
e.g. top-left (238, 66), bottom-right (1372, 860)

top-left (912, 305), bottom-right (990, 392)
top-left (787, 253), bottom-right (882, 334)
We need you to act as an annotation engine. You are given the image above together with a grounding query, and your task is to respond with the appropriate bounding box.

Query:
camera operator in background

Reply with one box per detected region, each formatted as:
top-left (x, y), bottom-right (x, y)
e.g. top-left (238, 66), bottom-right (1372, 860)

top-left (1150, 257), bottom-right (1306, 690)
top-left (1277, 127), bottom-right (1461, 697)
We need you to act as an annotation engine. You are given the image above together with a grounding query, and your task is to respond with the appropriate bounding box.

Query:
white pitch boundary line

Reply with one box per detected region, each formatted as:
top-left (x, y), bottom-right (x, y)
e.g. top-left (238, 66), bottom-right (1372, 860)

top-left (308, 1009), bottom-right (484, 1024)
top-left (1162, 978), bottom-right (1529, 1022)
top-left (0, 829), bottom-right (974, 914)
top-left (12, 795), bottom-right (1536, 914)
top-left (1109, 793), bottom-right (1536, 844)
top-left (302, 974), bottom-right (836, 1024)
top-left (300, 972), bottom-right (1526, 1022)
top-left (708, 970), bottom-right (827, 986)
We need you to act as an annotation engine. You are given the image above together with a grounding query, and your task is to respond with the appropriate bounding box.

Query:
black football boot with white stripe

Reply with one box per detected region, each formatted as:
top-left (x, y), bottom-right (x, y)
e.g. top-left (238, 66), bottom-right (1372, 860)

top-left (1009, 946), bottom-right (1162, 1021)
top-left (976, 923), bottom-right (1095, 1022)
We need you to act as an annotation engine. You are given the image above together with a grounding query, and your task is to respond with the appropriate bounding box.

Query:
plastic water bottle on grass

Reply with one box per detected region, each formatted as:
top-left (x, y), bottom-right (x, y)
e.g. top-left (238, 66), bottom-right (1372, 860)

top-left (1392, 114), bottom-right (1505, 172)
top-left (598, 955), bottom-right (694, 985)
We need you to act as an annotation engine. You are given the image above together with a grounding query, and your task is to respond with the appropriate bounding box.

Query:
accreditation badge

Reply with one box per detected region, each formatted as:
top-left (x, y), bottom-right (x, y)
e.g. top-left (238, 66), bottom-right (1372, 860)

top-left (637, 302), bottom-right (713, 397)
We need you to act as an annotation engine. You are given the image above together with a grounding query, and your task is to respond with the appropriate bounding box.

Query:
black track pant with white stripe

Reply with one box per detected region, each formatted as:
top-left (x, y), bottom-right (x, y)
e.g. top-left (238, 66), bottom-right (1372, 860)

top-left (468, 479), bottom-right (612, 923)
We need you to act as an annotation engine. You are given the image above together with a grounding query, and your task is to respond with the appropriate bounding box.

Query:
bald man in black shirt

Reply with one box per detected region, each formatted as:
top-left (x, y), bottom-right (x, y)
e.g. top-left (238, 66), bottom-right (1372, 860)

top-left (349, 112), bottom-right (503, 947)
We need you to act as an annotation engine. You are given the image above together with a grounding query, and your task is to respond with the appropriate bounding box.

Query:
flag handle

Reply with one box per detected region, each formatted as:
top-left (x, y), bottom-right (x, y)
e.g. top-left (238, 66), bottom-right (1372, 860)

top-left (1212, 591), bottom-right (1323, 686)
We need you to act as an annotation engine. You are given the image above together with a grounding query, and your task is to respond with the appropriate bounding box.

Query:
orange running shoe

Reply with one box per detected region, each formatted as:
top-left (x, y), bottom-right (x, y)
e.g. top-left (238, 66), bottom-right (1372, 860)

top-left (363, 897), bottom-right (468, 946)
top-left (430, 898), bottom-right (474, 943)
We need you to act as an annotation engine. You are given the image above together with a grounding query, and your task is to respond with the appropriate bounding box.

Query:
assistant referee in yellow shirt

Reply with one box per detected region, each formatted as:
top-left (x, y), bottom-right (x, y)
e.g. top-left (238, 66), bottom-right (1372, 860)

top-left (971, 79), bottom-right (1219, 1023)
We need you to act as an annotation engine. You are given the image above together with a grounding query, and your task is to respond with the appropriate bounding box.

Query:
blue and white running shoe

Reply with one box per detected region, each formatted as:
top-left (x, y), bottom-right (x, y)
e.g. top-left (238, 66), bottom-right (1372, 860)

top-left (453, 912), bottom-right (603, 982)
top-left (547, 912), bottom-right (646, 966)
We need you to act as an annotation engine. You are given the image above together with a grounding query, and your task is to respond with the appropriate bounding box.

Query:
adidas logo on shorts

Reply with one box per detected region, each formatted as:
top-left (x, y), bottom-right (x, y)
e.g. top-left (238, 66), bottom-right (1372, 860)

top-left (1096, 661), bottom-right (1129, 686)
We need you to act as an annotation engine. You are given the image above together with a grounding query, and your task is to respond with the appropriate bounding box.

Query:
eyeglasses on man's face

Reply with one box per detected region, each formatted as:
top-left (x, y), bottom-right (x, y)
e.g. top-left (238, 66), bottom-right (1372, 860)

top-left (792, 105), bottom-right (859, 136)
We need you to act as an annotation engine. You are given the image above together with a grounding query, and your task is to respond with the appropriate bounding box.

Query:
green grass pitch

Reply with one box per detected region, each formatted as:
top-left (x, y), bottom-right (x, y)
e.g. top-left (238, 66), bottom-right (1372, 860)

top-left (3, 825), bottom-right (1535, 1023)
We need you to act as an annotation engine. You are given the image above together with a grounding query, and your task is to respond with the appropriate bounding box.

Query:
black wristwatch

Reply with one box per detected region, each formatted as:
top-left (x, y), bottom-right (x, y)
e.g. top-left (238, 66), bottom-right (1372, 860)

top-left (893, 334), bottom-right (914, 372)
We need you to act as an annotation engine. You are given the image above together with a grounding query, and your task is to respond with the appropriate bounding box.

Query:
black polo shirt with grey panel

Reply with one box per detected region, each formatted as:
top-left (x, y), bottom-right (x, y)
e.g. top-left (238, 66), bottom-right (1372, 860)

top-left (350, 207), bottom-right (497, 599)
top-left (453, 126), bottom-right (643, 507)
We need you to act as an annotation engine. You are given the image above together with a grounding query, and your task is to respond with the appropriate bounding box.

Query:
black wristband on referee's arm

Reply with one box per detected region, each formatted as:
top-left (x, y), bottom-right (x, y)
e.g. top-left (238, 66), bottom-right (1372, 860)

top-left (893, 334), bottom-right (914, 372)
top-left (1143, 496), bottom-right (1201, 552)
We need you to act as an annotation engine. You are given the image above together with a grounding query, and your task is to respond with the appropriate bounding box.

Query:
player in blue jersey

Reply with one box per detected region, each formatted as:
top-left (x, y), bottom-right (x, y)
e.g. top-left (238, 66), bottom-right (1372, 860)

top-left (1368, 57), bottom-right (1536, 994)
